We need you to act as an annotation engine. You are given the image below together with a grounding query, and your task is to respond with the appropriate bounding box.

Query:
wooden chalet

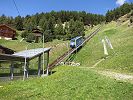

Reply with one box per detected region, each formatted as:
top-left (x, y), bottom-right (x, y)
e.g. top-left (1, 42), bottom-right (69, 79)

top-left (0, 24), bottom-right (16, 40)
top-left (0, 45), bottom-right (15, 54)
top-left (32, 29), bottom-right (42, 43)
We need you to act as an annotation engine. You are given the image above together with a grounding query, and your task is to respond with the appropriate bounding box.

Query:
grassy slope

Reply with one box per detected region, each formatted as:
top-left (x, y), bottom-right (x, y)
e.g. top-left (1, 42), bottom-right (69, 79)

top-left (0, 66), bottom-right (133, 100)
top-left (0, 22), bottom-right (133, 99)
top-left (0, 39), bottom-right (68, 63)
top-left (75, 21), bottom-right (133, 73)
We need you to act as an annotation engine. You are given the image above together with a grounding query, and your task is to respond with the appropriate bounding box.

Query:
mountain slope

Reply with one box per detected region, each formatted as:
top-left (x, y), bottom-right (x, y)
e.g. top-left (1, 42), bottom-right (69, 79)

top-left (74, 21), bottom-right (133, 73)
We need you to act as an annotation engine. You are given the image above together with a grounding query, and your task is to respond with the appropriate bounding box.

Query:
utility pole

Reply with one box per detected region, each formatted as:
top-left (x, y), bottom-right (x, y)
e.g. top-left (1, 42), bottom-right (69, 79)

top-left (41, 32), bottom-right (45, 76)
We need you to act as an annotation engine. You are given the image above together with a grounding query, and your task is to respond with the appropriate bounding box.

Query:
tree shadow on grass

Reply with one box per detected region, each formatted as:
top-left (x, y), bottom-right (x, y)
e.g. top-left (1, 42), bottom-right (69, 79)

top-left (0, 68), bottom-right (56, 81)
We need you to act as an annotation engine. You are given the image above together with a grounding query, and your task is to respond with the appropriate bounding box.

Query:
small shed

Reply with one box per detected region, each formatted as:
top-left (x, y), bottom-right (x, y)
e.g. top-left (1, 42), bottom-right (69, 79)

top-left (0, 24), bottom-right (16, 40)
top-left (32, 29), bottom-right (42, 43)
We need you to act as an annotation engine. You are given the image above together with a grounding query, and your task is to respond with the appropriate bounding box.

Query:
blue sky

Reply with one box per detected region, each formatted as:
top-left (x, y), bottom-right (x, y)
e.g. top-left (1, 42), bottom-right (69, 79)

top-left (0, 0), bottom-right (131, 17)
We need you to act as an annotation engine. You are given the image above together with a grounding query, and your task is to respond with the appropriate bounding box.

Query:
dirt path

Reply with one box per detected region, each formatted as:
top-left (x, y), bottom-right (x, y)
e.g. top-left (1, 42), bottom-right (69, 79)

top-left (97, 70), bottom-right (133, 83)
top-left (77, 56), bottom-right (133, 83)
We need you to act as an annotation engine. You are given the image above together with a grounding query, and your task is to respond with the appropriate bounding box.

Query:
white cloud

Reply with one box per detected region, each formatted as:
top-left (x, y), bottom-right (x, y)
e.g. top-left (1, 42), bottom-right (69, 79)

top-left (116, 0), bottom-right (126, 6)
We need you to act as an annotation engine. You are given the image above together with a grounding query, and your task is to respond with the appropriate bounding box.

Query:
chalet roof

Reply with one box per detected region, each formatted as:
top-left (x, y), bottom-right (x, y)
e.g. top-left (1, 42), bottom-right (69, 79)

top-left (0, 24), bottom-right (16, 33)
top-left (32, 29), bottom-right (42, 33)
top-left (32, 29), bottom-right (42, 37)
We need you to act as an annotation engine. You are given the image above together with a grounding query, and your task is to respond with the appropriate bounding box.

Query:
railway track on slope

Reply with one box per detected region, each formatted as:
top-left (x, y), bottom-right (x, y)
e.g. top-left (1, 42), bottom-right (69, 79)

top-left (48, 26), bottom-right (102, 70)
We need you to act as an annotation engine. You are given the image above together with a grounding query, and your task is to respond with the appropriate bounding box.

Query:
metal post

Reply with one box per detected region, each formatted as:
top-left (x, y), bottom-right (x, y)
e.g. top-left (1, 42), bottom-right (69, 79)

top-left (38, 55), bottom-right (41, 76)
top-left (10, 62), bottom-right (14, 80)
top-left (23, 43), bottom-right (31, 80)
top-left (46, 51), bottom-right (49, 75)
top-left (41, 33), bottom-right (47, 77)
top-left (23, 57), bottom-right (26, 80)
top-left (23, 57), bottom-right (28, 80)
top-left (42, 33), bottom-right (45, 75)
top-left (26, 61), bottom-right (29, 78)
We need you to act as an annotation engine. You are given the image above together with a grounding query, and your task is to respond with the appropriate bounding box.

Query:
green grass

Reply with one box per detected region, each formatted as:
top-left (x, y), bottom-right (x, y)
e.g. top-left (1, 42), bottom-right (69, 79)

top-left (0, 66), bottom-right (133, 100)
top-left (74, 21), bottom-right (133, 73)
top-left (0, 21), bottom-right (133, 99)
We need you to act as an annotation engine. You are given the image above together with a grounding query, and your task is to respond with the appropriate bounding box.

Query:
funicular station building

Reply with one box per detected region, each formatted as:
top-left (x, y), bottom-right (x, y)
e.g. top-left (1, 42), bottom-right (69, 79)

top-left (0, 47), bottom-right (51, 80)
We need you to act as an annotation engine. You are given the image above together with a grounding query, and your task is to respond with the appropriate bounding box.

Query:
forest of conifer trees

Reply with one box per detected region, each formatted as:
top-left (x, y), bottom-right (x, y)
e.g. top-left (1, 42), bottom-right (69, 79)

top-left (0, 3), bottom-right (133, 42)
top-left (0, 11), bottom-right (105, 42)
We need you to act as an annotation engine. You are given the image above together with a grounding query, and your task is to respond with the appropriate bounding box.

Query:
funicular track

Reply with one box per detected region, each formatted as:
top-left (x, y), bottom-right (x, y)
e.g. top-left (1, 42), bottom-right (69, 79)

top-left (49, 26), bottom-right (102, 70)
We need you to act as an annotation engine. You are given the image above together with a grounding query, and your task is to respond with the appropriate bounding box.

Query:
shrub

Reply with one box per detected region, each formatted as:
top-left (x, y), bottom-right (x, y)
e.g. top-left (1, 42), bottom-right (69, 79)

top-left (26, 33), bottom-right (35, 43)
top-left (21, 31), bottom-right (29, 38)
top-left (130, 10), bottom-right (133, 16)
top-left (130, 16), bottom-right (133, 23)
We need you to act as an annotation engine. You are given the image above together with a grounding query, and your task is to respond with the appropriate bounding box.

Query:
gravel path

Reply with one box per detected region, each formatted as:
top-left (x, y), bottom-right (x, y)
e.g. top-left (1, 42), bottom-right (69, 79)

top-left (97, 70), bottom-right (133, 83)
top-left (78, 67), bottom-right (133, 83)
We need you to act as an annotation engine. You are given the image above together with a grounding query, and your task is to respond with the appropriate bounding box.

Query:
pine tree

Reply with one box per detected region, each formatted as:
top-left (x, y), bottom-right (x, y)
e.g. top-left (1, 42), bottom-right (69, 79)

top-left (14, 16), bottom-right (23, 30)
top-left (54, 18), bottom-right (64, 40)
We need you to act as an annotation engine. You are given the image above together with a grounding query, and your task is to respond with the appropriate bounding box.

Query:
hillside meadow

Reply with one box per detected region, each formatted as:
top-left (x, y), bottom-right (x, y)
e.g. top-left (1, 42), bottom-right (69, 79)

top-left (0, 21), bottom-right (133, 99)
top-left (0, 66), bottom-right (133, 100)
top-left (74, 21), bottom-right (133, 73)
